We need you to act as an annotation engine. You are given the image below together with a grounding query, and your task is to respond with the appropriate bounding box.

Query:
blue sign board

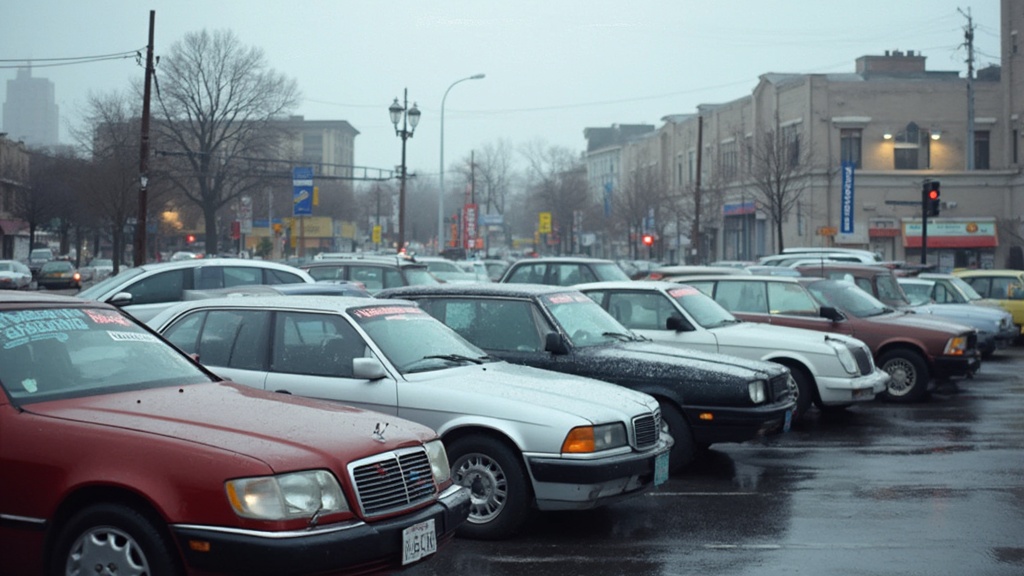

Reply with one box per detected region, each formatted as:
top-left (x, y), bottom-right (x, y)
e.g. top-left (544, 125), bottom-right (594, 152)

top-left (840, 162), bottom-right (855, 234)
top-left (293, 166), bottom-right (314, 216)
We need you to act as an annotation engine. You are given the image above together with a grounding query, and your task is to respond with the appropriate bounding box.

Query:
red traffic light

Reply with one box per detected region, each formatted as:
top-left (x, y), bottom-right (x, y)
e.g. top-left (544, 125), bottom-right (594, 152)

top-left (928, 189), bottom-right (939, 200)
top-left (642, 234), bottom-right (654, 246)
top-left (186, 234), bottom-right (196, 244)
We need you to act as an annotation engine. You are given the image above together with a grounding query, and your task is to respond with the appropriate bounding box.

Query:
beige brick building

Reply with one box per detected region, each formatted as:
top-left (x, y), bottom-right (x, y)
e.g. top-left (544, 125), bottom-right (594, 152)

top-left (591, 1), bottom-right (1024, 271)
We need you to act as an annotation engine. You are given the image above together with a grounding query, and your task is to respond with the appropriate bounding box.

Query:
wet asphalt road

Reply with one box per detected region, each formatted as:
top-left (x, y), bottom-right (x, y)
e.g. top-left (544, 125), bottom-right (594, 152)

top-left (407, 346), bottom-right (1024, 576)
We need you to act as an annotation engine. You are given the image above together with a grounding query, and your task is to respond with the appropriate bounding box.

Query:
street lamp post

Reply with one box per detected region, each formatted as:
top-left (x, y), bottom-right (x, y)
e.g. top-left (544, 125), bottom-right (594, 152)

top-left (439, 73), bottom-right (485, 253)
top-left (389, 89), bottom-right (420, 252)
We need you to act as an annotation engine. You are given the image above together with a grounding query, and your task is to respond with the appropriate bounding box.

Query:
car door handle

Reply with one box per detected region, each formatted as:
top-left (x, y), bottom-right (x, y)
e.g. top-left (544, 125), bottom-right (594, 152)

top-left (274, 390), bottom-right (292, 395)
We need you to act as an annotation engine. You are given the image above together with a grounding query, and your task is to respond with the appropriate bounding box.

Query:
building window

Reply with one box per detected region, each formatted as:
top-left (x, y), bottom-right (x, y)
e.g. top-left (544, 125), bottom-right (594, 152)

top-left (720, 140), bottom-right (738, 180)
top-left (893, 122), bottom-right (931, 170)
top-left (781, 124), bottom-right (800, 168)
top-left (840, 128), bottom-right (862, 168)
top-left (1013, 129), bottom-right (1019, 164)
top-left (974, 130), bottom-right (990, 170)
top-left (687, 150), bottom-right (696, 182)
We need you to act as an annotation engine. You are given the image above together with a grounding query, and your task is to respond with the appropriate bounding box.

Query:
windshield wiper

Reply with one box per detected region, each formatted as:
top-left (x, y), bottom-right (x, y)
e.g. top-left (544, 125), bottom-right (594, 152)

top-left (602, 331), bottom-right (636, 342)
top-left (419, 354), bottom-right (485, 365)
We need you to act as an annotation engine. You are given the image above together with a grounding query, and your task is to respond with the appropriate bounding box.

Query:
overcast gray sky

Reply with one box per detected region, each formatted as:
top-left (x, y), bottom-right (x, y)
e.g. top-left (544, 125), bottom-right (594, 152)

top-left (1, 1), bottom-right (1001, 179)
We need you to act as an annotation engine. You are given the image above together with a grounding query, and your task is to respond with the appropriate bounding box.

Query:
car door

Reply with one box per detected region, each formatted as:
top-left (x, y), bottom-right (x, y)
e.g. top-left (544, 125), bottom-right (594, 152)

top-left (590, 289), bottom-right (721, 354)
top-left (117, 268), bottom-right (190, 322)
top-left (263, 310), bottom-right (400, 415)
top-left (160, 309), bottom-right (272, 389)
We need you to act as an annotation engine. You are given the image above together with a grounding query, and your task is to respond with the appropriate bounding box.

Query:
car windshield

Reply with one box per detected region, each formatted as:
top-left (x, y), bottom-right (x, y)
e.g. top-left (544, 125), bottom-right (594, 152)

top-left (404, 267), bottom-right (441, 286)
top-left (593, 263), bottom-right (632, 282)
top-left (77, 266), bottom-right (148, 299)
top-left (806, 279), bottom-right (890, 317)
top-left (350, 304), bottom-right (491, 373)
top-left (0, 263), bottom-right (12, 272)
top-left (541, 291), bottom-right (634, 347)
top-left (668, 285), bottom-right (738, 328)
top-left (876, 274), bottom-right (910, 305)
top-left (0, 305), bottom-right (213, 405)
top-left (899, 281), bottom-right (934, 306)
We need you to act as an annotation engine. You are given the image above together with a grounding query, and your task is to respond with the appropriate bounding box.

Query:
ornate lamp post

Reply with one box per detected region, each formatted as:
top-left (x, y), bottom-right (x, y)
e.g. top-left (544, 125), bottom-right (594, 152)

top-left (439, 74), bottom-right (485, 252)
top-left (389, 89), bottom-right (420, 252)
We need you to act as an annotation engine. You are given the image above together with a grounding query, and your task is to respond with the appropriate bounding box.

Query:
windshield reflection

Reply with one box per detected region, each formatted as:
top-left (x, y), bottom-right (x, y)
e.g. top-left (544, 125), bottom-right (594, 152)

top-left (668, 286), bottom-right (738, 328)
top-left (351, 304), bottom-right (490, 373)
top-left (543, 292), bottom-right (633, 347)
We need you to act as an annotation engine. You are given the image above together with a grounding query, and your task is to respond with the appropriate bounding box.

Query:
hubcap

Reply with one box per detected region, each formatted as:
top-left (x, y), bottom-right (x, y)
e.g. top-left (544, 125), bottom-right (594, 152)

top-left (453, 453), bottom-right (507, 525)
top-left (66, 526), bottom-right (150, 576)
top-left (884, 359), bottom-right (916, 397)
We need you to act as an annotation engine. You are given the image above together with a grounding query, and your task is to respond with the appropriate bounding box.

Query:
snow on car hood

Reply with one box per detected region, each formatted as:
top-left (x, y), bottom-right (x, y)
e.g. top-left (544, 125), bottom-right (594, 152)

top-left (599, 341), bottom-right (786, 380)
top-left (713, 321), bottom-right (860, 352)
top-left (402, 360), bottom-right (659, 424)
top-left (910, 303), bottom-right (1011, 330)
top-left (27, 382), bottom-right (436, 472)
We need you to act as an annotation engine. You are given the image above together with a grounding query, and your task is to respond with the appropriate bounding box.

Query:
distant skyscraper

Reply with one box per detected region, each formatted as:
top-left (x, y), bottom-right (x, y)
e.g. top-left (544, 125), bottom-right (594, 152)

top-left (2, 67), bottom-right (59, 147)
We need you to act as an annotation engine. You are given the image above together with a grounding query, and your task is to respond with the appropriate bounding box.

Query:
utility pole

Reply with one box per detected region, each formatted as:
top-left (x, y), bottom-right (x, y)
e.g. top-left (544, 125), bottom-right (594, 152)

top-left (960, 7), bottom-right (976, 170)
top-left (692, 114), bottom-right (704, 264)
top-left (133, 10), bottom-right (155, 267)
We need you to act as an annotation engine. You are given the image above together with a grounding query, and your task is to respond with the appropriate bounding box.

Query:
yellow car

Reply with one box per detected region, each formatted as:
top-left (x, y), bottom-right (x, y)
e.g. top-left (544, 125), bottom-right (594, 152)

top-left (953, 269), bottom-right (1024, 335)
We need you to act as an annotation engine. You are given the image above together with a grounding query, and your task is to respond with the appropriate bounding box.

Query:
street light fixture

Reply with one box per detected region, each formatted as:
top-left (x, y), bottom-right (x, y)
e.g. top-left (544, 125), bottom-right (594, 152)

top-left (389, 88), bottom-right (420, 252)
top-left (439, 73), bottom-right (485, 253)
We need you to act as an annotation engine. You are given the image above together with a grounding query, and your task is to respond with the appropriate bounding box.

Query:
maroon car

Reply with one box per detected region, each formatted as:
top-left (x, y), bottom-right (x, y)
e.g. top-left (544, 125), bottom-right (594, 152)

top-left (0, 293), bottom-right (468, 575)
top-left (684, 275), bottom-right (980, 403)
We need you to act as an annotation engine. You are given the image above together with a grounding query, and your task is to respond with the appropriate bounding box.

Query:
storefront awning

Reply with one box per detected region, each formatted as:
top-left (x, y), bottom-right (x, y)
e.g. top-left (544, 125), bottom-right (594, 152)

top-left (0, 219), bottom-right (28, 235)
top-left (902, 218), bottom-right (997, 249)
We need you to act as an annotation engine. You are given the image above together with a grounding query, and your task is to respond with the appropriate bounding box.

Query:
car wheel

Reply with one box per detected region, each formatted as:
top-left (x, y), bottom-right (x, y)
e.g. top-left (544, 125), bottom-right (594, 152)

top-left (50, 503), bottom-right (181, 576)
top-left (878, 349), bottom-right (929, 403)
top-left (783, 364), bottom-right (814, 420)
top-left (446, 435), bottom-right (531, 540)
top-left (659, 401), bottom-right (695, 473)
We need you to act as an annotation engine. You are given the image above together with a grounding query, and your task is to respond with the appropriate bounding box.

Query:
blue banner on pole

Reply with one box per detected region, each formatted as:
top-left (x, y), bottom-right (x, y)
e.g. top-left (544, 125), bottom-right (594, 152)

top-left (293, 166), bottom-right (314, 216)
top-left (840, 162), bottom-right (855, 234)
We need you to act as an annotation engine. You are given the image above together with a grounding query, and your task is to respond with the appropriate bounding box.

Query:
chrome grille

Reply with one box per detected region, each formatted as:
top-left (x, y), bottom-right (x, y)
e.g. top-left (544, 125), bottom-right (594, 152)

top-left (632, 410), bottom-right (660, 449)
top-left (349, 447), bottom-right (436, 518)
top-left (850, 344), bottom-right (874, 375)
top-left (770, 374), bottom-right (793, 402)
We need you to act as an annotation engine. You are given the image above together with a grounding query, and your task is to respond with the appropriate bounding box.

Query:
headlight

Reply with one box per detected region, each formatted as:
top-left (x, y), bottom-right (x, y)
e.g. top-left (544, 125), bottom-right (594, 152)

top-left (944, 335), bottom-right (968, 355)
top-left (225, 470), bottom-right (348, 520)
top-left (748, 380), bottom-right (767, 404)
top-left (424, 440), bottom-right (451, 484)
top-left (562, 423), bottom-right (628, 453)
top-left (827, 339), bottom-right (859, 374)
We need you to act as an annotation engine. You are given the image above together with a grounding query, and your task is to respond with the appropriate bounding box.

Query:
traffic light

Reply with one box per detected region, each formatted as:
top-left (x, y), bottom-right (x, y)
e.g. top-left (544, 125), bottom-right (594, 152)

top-left (185, 234), bottom-right (196, 244)
top-left (922, 181), bottom-right (941, 217)
top-left (642, 234), bottom-right (654, 247)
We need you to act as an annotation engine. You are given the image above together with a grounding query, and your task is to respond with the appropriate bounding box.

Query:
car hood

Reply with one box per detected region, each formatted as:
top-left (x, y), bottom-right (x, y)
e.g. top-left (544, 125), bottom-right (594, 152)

top-left (711, 321), bottom-right (860, 352)
top-left (866, 310), bottom-right (977, 335)
top-left (585, 340), bottom-right (786, 381)
top-left (27, 382), bottom-right (435, 472)
top-left (909, 303), bottom-right (1011, 328)
top-left (405, 361), bottom-right (659, 423)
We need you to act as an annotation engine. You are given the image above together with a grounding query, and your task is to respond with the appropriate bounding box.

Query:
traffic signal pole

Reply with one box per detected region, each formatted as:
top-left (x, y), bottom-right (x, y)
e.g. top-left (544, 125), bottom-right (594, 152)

top-left (920, 180), bottom-right (941, 265)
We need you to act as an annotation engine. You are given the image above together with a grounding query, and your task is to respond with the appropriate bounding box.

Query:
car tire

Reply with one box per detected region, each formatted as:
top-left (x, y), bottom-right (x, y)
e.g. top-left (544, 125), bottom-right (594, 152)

top-left (446, 435), bottom-right (532, 540)
top-left (878, 349), bottom-right (929, 403)
top-left (659, 401), bottom-right (695, 473)
top-left (50, 503), bottom-right (182, 576)
top-left (784, 364), bottom-right (814, 420)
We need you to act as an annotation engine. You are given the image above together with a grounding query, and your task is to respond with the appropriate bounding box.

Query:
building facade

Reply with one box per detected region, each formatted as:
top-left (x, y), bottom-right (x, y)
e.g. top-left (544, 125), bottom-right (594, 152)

top-left (0, 134), bottom-right (30, 259)
top-left (588, 1), bottom-right (1024, 270)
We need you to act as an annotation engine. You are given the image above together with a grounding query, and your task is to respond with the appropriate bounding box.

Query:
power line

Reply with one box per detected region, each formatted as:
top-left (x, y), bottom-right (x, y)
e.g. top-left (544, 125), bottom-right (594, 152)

top-left (0, 49), bottom-right (144, 70)
top-left (0, 49), bottom-right (143, 63)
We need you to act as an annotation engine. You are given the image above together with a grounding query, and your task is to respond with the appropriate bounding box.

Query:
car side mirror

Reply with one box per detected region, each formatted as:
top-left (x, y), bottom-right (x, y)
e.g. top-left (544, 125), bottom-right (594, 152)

top-left (544, 332), bottom-right (570, 355)
top-left (353, 358), bottom-right (387, 380)
top-left (108, 292), bottom-right (134, 307)
top-left (819, 305), bottom-right (845, 322)
top-left (666, 315), bottom-right (691, 332)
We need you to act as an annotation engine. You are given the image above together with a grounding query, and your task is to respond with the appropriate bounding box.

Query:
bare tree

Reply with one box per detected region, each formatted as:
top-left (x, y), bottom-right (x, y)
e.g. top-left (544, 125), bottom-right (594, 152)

top-left (615, 164), bottom-right (670, 259)
top-left (452, 139), bottom-right (517, 249)
top-left (520, 141), bottom-right (589, 254)
top-left (153, 29), bottom-right (300, 255)
top-left (747, 116), bottom-right (813, 252)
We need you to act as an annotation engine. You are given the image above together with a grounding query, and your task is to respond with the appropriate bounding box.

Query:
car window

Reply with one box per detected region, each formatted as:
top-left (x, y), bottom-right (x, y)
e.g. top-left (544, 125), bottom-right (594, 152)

top-left (593, 263), bottom-right (631, 282)
top-left (991, 277), bottom-right (1017, 299)
top-left (505, 263), bottom-right (544, 284)
top-left (263, 268), bottom-right (305, 285)
top-left (932, 282), bottom-right (952, 303)
top-left (273, 311), bottom-right (365, 377)
top-left (715, 280), bottom-right (767, 313)
top-left (125, 269), bottom-right (188, 305)
top-left (434, 299), bottom-right (543, 352)
top-left (222, 266), bottom-right (262, 287)
top-left (402, 267), bottom-right (439, 287)
top-left (307, 265), bottom-right (344, 281)
top-left (162, 311), bottom-right (205, 353)
top-left (542, 292), bottom-right (629, 347)
top-left (382, 267), bottom-right (404, 289)
top-left (198, 309), bottom-right (270, 369)
top-left (606, 292), bottom-right (670, 330)
top-left (875, 275), bottom-right (907, 304)
top-left (767, 282), bottom-right (819, 315)
top-left (963, 277), bottom-right (990, 297)
top-left (685, 281), bottom-right (715, 297)
top-left (669, 285), bottom-right (736, 328)
top-left (350, 304), bottom-right (486, 373)
top-left (947, 277), bottom-right (983, 302)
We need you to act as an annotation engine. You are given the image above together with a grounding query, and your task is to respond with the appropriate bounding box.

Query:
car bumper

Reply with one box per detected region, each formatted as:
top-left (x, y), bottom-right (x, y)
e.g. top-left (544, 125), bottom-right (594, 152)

top-left (932, 353), bottom-right (981, 379)
top-left (525, 434), bottom-right (673, 511)
top-left (171, 484), bottom-right (470, 576)
top-left (815, 368), bottom-right (889, 406)
top-left (685, 400), bottom-right (796, 446)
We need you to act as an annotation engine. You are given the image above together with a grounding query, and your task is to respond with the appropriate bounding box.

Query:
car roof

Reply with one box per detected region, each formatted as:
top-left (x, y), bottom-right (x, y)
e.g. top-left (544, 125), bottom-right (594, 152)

top-left (0, 291), bottom-right (110, 307)
top-left (575, 280), bottom-right (682, 291)
top-left (148, 294), bottom-right (419, 325)
top-left (954, 268), bottom-right (1024, 277)
top-left (508, 257), bottom-right (617, 264)
top-left (378, 282), bottom-right (575, 300)
top-left (302, 255), bottom-right (426, 267)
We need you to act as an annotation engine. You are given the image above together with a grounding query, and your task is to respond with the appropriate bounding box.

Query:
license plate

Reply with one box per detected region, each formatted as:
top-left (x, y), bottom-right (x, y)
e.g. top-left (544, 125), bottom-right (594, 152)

top-left (402, 519), bottom-right (437, 565)
top-left (783, 409), bottom-right (793, 433)
top-left (654, 451), bottom-right (669, 486)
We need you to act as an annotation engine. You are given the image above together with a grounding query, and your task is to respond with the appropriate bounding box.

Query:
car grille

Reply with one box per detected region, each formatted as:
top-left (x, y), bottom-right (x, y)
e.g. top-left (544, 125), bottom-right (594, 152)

top-left (770, 374), bottom-right (793, 403)
top-left (632, 409), bottom-right (661, 450)
top-left (966, 331), bottom-right (978, 351)
top-left (349, 447), bottom-right (436, 518)
top-left (849, 344), bottom-right (874, 375)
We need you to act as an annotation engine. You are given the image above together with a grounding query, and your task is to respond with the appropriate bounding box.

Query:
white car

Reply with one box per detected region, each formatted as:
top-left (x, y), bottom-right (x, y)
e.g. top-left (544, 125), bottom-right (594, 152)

top-left (76, 258), bottom-right (314, 322)
top-left (147, 295), bottom-right (672, 540)
top-left (0, 260), bottom-right (32, 290)
top-left (576, 280), bottom-right (890, 419)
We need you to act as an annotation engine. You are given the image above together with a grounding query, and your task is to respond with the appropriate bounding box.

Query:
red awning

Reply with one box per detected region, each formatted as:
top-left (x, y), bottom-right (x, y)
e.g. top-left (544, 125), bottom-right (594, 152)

top-left (0, 219), bottom-right (27, 235)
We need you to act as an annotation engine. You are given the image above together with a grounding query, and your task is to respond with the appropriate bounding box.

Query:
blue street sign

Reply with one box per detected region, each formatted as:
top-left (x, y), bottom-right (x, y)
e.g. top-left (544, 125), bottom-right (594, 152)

top-left (840, 162), bottom-right (855, 234)
top-left (293, 166), bottom-right (314, 216)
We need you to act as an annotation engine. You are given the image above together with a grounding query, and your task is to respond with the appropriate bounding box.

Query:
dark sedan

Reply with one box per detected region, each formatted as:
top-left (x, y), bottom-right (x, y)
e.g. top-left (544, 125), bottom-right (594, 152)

top-left (377, 283), bottom-right (796, 472)
top-left (35, 260), bottom-right (81, 290)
